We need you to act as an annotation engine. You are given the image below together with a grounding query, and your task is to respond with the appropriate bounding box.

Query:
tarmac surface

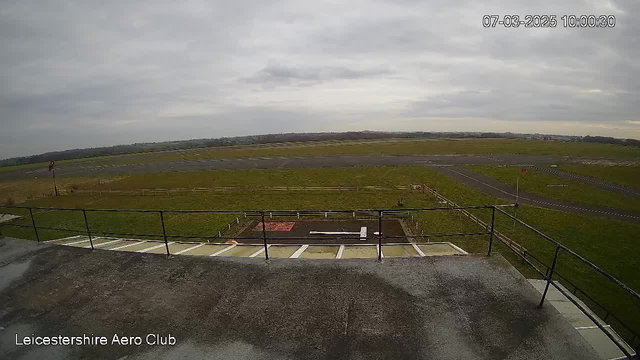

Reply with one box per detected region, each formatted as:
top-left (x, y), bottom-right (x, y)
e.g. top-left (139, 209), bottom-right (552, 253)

top-left (1, 153), bottom-right (636, 180)
top-left (433, 166), bottom-right (640, 224)
top-left (0, 237), bottom-right (600, 360)
top-left (236, 219), bottom-right (407, 244)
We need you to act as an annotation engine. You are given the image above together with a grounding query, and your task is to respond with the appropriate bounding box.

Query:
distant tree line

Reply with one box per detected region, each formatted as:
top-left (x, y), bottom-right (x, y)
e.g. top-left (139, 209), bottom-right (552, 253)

top-left (582, 135), bottom-right (640, 147)
top-left (1, 131), bottom-right (635, 167)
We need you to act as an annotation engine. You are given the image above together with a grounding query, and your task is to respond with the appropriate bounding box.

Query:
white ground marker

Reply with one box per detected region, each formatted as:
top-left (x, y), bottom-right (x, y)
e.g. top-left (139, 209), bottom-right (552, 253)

top-left (175, 243), bottom-right (205, 255)
top-left (80, 237), bottom-right (103, 248)
top-left (411, 243), bottom-right (426, 257)
top-left (45, 235), bottom-right (83, 243)
top-left (249, 245), bottom-right (271, 258)
top-left (209, 244), bottom-right (236, 257)
top-left (290, 245), bottom-right (309, 259)
top-left (111, 241), bottom-right (147, 251)
top-left (137, 242), bottom-right (174, 253)
top-left (336, 245), bottom-right (345, 259)
top-left (360, 227), bottom-right (367, 241)
top-left (449, 243), bottom-right (469, 255)
top-left (64, 238), bottom-right (92, 246)
top-left (89, 239), bottom-right (122, 248)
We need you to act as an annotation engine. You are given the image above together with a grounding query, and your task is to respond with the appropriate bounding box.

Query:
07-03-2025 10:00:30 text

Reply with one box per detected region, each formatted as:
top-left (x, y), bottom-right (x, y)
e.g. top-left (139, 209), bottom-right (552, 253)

top-left (482, 15), bottom-right (616, 28)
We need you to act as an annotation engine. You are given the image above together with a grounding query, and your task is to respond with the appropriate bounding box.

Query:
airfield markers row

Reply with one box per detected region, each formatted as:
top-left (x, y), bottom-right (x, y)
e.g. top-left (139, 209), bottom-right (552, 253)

top-left (46, 235), bottom-right (466, 259)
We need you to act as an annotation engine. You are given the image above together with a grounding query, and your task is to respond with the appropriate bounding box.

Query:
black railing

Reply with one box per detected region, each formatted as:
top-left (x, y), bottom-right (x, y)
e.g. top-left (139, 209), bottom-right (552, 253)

top-left (0, 204), bottom-right (499, 262)
top-left (0, 203), bottom-right (638, 358)
top-left (494, 207), bottom-right (639, 359)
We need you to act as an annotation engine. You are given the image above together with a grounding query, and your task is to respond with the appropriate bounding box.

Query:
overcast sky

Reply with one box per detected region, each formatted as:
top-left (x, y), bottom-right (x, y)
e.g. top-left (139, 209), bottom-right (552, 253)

top-left (1, 0), bottom-right (639, 158)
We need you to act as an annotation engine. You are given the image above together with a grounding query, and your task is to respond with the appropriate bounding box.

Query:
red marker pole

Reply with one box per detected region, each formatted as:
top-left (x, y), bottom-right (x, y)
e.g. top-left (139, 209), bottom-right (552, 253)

top-left (52, 167), bottom-right (59, 196)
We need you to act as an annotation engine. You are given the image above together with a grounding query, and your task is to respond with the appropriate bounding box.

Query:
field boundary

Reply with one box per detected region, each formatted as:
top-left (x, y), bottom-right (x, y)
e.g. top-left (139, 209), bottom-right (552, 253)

top-left (421, 184), bottom-right (527, 255)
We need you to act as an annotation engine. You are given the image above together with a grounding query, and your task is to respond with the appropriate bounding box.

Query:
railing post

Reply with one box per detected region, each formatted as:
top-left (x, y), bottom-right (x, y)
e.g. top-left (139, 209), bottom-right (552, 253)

top-left (82, 210), bottom-right (94, 250)
top-left (28, 208), bottom-right (40, 243)
top-left (377, 210), bottom-right (383, 261)
top-left (261, 212), bottom-right (269, 261)
top-left (487, 206), bottom-right (496, 256)
top-left (159, 211), bottom-right (170, 256)
top-left (538, 245), bottom-right (561, 308)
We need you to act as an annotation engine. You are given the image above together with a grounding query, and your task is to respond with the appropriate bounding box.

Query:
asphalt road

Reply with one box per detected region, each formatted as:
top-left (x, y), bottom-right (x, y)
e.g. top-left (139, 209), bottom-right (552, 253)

top-left (0, 238), bottom-right (599, 360)
top-left (433, 166), bottom-right (640, 224)
top-left (1, 153), bottom-right (636, 180)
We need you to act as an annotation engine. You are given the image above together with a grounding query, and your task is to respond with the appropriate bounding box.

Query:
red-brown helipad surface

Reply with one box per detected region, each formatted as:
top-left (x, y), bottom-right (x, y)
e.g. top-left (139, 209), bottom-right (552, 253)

top-left (237, 219), bottom-right (407, 244)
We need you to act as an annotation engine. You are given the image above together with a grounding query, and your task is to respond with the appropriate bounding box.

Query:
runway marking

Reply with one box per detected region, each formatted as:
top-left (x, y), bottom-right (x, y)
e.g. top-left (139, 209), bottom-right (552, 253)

top-left (290, 245), bottom-right (309, 258)
top-left (210, 244), bottom-right (236, 256)
top-left (111, 241), bottom-right (147, 250)
top-left (89, 239), bottom-right (122, 248)
top-left (411, 243), bottom-right (426, 257)
top-left (250, 245), bottom-right (271, 257)
top-left (336, 245), bottom-right (345, 259)
top-left (175, 243), bottom-right (205, 255)
top-left (45, 235), bottom-right (83, 243)
top-left (137, 242), bottom-right (173, 253)
top-left (65, 238), bottom-right (92, 246)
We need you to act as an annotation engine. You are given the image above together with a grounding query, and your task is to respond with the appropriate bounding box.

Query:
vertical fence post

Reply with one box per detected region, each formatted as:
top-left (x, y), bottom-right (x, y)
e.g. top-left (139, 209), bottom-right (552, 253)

top-left (538, 245), bottom-right (561, 309)
top-left (82, 210), bottom-right (94, 250)
top-left (159, 211), bottom-right (170, 256)
top-left (261, 212), bottom-right (269, 261)
top-left (28, 208), bottom-right (40, 243)
top-left (377, 210), bottom-right (383, 261)
top-left (487, 206), bottom-right (496, 256)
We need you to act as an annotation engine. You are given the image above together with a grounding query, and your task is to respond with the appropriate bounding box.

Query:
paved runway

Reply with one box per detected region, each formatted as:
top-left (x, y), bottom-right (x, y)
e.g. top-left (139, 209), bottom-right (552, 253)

top-left (432, 166), bottom-right (640, 224)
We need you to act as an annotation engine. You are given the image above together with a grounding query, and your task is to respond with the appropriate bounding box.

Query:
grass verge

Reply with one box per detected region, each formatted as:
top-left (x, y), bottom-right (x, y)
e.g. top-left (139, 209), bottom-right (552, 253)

top-left (465, 165), bottom-right (640, 211)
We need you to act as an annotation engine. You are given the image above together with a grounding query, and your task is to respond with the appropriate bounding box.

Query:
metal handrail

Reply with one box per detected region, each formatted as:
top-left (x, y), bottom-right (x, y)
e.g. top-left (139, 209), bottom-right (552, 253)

top-left (494, 206), bottom-right (638, 359)
top-left (494, 206), bottom-right (640, 302)
top-left (0, 203), bottom-right (637, 357)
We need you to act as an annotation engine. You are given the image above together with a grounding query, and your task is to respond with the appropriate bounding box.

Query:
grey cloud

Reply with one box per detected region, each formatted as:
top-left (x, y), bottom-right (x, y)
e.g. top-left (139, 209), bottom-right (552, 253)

top-left (244, 63), bottom-right (393, 86)
top-left (1, 0), bottom-right (639, 158)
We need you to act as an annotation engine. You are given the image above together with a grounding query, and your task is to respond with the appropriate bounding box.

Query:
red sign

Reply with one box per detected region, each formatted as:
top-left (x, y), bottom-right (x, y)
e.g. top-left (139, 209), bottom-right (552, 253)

top-left (521, 168), bottom-right (528, 174)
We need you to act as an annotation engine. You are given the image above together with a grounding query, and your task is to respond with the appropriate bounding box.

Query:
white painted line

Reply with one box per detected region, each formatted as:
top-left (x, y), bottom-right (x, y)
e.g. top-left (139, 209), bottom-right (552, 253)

top-left (290, 245), bottom-right (309, 258)
top-left (412, 243), bottom-right (426, 257)
top-left (249, 245), bottom-right (270, 258)
top-left (175, 243), bottom-right (205, 255)
top-left (337, 245), bottom-right (345, 259)
top-left (64, 238), bottom-right (92, 246)
top-left (209, 244), bottom-right (236, 257)
top-left (45, 235), bottom-right (83, 243)
top-left (137, 242), bottom-right (173, 253)
top-left (448, 242), bottom-right (469, 255)
top-left (88, 238), bottom-right (121, 248)
top-left (310, 231), bottom-right (360, 235)
top-left (80, 237), bottom-right (103, 248)
top-left (609, 356), bottom-right (635, 360)
top-left (111, 241), bottom-right (146, 251)
top-left (575, 325), bottom-right (610, 330)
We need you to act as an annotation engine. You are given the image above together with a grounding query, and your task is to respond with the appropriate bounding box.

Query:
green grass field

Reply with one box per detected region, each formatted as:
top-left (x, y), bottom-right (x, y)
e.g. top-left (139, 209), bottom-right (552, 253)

top-left (1, 165), bottom-right (639, 343)
top-left (3, 138), bottom-right (640, 172)
top-left (79, 166), bottom-right (451, 189)
top-left (465, 165), bottom-right (640, 211)
top-left (561, 165), bottom-right (640, 190)
top-left (97, 138), bottom-right (640, 166)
